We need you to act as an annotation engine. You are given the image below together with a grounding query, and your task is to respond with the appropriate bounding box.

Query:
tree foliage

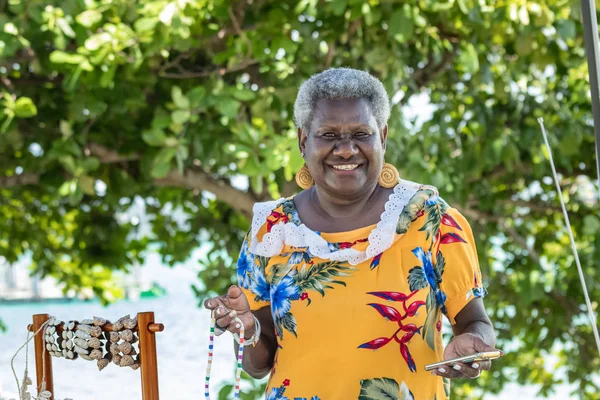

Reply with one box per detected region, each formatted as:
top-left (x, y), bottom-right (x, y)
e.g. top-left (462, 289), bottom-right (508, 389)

top-left (1, 0), bottom-right (599, 398)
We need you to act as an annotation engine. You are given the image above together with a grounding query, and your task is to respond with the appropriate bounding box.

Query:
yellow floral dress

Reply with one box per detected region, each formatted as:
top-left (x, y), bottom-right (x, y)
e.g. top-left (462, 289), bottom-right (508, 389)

top-left (237, 179), bottom-right (487, 400)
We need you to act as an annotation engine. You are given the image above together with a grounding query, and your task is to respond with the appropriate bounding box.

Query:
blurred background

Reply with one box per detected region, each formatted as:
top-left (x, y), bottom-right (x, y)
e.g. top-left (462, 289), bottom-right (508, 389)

top-left (0, 0), bottom-right (599, 399)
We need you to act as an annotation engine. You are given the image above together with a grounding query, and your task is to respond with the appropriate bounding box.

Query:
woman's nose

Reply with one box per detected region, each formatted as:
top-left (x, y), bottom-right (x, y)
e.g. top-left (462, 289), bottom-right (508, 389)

top-left (332, 138), bottom-right (359, 159)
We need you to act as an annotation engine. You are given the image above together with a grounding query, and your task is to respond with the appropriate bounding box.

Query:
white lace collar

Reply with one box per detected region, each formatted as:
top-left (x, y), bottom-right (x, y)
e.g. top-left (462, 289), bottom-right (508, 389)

top-left (248, 179), bottom-right (422, 265)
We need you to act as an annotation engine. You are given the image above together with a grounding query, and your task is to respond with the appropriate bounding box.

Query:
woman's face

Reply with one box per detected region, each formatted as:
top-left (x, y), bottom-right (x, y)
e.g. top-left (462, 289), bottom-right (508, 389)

top-left (298, 98), bottom-right (388, 197)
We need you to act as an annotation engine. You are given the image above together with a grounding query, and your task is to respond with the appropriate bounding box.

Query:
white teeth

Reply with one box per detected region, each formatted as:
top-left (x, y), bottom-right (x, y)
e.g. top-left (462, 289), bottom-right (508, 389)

top-left (332, 164), bottom-right (359, 171)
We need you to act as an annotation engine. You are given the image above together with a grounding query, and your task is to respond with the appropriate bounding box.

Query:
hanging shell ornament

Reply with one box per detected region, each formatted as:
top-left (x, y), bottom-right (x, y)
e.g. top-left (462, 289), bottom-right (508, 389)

top-left (75, 330), bottom-right (91, 340)
top-left (80, 319), bottom-right (94, 325)
top-left (97, 357), bottom-right (110, 371)
top-left (77, 324), bottom-right (92, 333)
top-left (119, 329), bottom-right (133, 342)
top-left (119, 354), bottom-right (134, 367)
top-left (117, 341), bottom-right (133, 355)
top-left (88, 337), bottom-right (102, 349)
top-left (112, 320), bottom-right (124, 331)
top-left (74, 338), bottom-right (89, 349)
top-left (109, 343), bottom-right (120, 355)
top-left (112, 353), bottom-right (122, 366)
top-left (93, 316), bottom-right (107, 326)
top-left (89, 349), bottom-right (103, 361)
top-left (108, 332), bottom-right (120, 342)
top-left (123, 317), bottom-right (137, 330)
top-left (90, 326), bottom-right (102, 337)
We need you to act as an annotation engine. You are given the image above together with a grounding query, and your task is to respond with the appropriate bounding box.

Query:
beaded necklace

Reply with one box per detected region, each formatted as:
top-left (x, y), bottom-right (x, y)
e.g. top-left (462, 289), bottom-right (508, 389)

top-left (204, 313), bottom-right (245, 399)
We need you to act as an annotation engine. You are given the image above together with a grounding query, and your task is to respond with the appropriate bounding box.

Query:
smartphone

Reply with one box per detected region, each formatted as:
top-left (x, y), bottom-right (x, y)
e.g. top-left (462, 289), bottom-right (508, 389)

top-left (424, 351), bottom-right (503, 371)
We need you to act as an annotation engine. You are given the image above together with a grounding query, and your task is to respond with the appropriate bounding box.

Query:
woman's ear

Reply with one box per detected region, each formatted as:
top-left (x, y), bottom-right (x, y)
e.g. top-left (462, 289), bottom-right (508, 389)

top-left (381, 124), bottom-right (388, 151)
top-left (298, 127), bottom-right (307, 155)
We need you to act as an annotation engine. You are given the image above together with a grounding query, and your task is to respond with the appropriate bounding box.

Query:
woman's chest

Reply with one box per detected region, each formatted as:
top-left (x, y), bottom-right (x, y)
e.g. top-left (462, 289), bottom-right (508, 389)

top-left (266, 244), bottom-right (435, 345)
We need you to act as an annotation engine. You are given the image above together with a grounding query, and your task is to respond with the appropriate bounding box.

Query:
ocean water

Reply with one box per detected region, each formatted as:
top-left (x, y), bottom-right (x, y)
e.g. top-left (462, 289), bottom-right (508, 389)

top-left (0, 255), bottom-right (576, 400)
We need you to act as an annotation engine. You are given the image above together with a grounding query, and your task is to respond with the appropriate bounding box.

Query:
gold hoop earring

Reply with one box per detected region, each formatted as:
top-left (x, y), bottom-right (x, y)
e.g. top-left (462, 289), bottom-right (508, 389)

top-left (378, 163), bottom-right (400, 188)
top-left (295, 164), bottom-right (314, 190)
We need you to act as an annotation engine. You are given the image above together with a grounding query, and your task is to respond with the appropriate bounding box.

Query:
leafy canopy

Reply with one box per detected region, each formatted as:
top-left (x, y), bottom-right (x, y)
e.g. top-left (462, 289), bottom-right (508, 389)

top-left (1, 0), bottom-right (599, 398)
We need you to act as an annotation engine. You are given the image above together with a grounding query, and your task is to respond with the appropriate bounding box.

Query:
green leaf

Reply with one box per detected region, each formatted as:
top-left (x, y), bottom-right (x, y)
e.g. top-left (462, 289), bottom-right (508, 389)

top-left (422, 293), bottom-right (438, 351)
top-left (408, 267), bottom-right (428, 291)
top-left (151, 147), bottom-right (177, 178)
top-left (389, 7), bottom-right (414, 42)
top-left (49, 51), bottom-right (86, 64)
top-left (142, 129), bottom-right (168, 147)
top-left (57, 18), bottom-right (75, 38)
top-left (134, 17), bottom-right (158, 32)
top-left (294, 261), bottom-right (354, 296)
top-left (280, 312), bottom-right (297, 337)
top-left (459, 43), bottom-right (479, 74)
top-left (329, 0), bottom-right (347, 16)
top-left (78, 174), bottom-right (96, 195)
top-left (172, 86), bottom-right (190, 109)
top-left (215, 98), bottom-right (240, 118)
top-left (172, 110), bottom-right (190, 124)
top-left (82, 157), bottom-right (100, 172)
top-left (59, 120), bottom-right (73, 139)
top-left (85, 32), bottom-right (111, 51)
top-left (232, 89), bottom-right (256, 102)
top-left (14, 97), bottom-right (37, 118)
top-left (358, 377), bottom-right (400, 400)
top-left (556, 19), bottom-right (576, 41)
top-left (76, 10), bottom-right (102, 27)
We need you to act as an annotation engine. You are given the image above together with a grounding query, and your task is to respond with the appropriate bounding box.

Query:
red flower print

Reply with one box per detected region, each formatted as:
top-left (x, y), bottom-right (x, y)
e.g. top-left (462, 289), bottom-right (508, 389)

top-left (400, 342), bottom-right (417, 372)
top-left (300, 292), bottom-right (309, 301)
top-left (441, 213), bottom-right (463, 230)
top-left (358, 337), bottom-right (392, 350)
top-left (367, 303), bottom-right (402, 322)
top-left (405, 301), bottom-right (426, 317)
top-left (283, 379), bottom-right (290, 387)
top-left (440, 232), bottom-right (466, 244)
top-left (436, 321), bottom-right (442, 331)
top-left (367, 290), bottom-right (418, 302)
top-left (360, 291), bottom-right (426, 372)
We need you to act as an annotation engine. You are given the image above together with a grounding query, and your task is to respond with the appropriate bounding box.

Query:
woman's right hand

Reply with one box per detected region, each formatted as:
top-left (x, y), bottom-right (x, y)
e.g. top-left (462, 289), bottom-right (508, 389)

top-left (203, 285), bottom-right (256, 338)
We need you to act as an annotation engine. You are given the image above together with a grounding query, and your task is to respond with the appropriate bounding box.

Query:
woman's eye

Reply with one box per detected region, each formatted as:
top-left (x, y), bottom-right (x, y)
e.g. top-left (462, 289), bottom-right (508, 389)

top-left (322, 132), bottom-right (336, 138)
top-left (355, 131), bottom-right (369, 137)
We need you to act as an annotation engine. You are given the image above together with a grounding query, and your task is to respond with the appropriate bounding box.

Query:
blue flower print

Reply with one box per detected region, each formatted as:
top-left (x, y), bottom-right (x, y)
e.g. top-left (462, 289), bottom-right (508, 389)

top-left (249, 263), bottom-right (270, 302)
top-left (236, 240), bottom-right (254, 289)
top-left (270, 275), bottom-right (300, 318)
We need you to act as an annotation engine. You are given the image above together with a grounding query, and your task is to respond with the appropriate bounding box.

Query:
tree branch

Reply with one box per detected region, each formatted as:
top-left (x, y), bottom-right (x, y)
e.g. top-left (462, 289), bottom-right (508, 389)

top-left (458, 206), bottom-right (541, 264)
top-left (88, 143), bottom-right (139, 163)
top-left (158, 59), bottom-right (259, 79)
top-left (154, 169), bottom-right (256, 217)
top-left (0, 173), bottom-right (40, 187)
top-left (88, 144), bottom-right (257, 217)
top-left (400, 48), bottom-right (458, 106)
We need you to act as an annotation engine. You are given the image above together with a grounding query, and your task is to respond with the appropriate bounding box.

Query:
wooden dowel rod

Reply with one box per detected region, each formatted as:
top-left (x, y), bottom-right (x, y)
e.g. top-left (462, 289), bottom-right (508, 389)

top-left (31, 314), bottom-right (54, 400)
top-left (29, 322), bottom-right (140, 333)
top-left (138, 312), bottom-right (161, 400)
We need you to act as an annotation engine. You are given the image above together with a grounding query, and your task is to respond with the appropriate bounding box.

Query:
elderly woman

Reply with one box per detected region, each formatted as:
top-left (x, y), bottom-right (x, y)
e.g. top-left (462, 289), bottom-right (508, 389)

top-left (204, 68), bottom-right (498, 399)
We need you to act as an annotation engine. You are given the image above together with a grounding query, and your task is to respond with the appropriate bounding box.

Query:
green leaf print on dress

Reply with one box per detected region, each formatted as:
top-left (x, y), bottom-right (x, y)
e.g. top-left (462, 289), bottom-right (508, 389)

top-left (358, 378), bottom-right (415, 400)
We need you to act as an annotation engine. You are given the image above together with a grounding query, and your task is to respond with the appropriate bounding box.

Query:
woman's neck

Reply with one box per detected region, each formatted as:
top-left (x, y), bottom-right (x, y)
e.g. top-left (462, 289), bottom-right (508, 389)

top-left (310, 184), bottom-right (383, 220)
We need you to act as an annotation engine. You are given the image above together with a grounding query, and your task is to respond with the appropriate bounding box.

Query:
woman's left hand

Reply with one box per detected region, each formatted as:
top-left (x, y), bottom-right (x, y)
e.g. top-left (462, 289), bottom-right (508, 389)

top-left (433, 333), bottom-right (499, 380)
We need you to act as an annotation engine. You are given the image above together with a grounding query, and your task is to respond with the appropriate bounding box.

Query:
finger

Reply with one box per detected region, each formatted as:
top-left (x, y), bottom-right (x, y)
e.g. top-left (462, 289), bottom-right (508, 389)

top-left (227, 285), bottom-right (244, 299)
top-left (471, 360), bottom-right (492, 371)
top-left (472, 337), bottom-right (501, 353)
top-left (216, 309), bottom-right (241, 333)
top-left (204, 297), bottom-right (222, 310)
top-left (451, 362), bottom-right (480, 379)
top-left (432, 365), bottom-right (461, 380)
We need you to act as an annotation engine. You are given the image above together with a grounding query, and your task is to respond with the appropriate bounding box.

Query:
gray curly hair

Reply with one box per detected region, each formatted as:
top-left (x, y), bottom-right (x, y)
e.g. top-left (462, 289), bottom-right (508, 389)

top-left (293, 68), bottom-right (391, 131)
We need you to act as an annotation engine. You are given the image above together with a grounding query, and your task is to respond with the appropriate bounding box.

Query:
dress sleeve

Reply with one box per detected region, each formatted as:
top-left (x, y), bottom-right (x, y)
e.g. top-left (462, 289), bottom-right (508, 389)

top-left (236, 232), bottom-right (271, 311)
top-left (438, 207), bottom-right (487, 324)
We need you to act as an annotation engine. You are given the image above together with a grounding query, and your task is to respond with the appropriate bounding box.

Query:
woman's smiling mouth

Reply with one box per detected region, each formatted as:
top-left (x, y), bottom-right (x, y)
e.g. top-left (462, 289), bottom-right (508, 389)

top-left (329, 164), bottom-right (361, 171)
